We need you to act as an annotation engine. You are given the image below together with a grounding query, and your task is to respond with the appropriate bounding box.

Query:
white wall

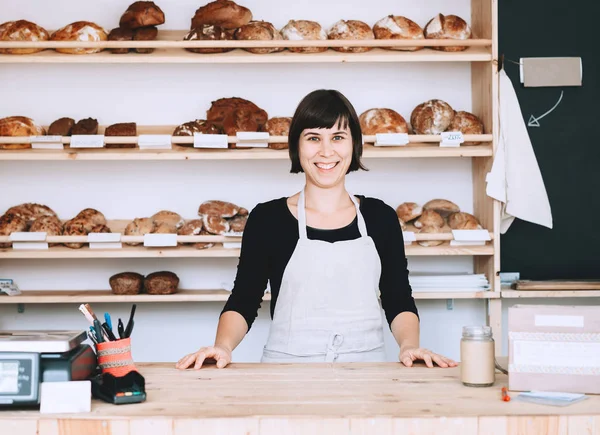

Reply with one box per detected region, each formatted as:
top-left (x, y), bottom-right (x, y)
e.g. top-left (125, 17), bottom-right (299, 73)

top-left (0, 0), bottom-right (502, 363)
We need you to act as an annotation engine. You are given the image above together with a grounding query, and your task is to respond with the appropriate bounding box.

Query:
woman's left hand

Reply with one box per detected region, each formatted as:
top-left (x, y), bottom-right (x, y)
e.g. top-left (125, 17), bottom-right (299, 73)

top-left (399, 346), bottom-right (457, 368)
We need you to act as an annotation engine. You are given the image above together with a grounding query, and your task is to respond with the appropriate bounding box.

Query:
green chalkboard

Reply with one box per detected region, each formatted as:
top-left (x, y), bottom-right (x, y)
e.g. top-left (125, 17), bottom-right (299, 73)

top-left (498, 0), bottom-right (600, 279)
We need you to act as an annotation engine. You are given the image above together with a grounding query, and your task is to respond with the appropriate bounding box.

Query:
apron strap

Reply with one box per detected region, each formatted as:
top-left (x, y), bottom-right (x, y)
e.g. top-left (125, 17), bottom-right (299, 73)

top-left (297, 189), bottom-right (369, 239)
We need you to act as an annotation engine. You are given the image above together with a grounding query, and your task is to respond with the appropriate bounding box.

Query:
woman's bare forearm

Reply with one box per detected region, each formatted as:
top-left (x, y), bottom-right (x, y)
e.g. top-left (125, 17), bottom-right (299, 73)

top-left (214, 311), bottom-right (249, 352)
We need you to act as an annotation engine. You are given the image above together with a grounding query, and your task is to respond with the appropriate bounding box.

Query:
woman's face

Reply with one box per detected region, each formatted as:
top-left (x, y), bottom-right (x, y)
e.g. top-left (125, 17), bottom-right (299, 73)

top-left (298, 119), bottom-right (353, 189)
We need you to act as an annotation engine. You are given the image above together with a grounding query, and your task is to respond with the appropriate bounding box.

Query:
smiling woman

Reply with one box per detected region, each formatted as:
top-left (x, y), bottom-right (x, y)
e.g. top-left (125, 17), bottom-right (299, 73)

top-left (176, 90), bottom-right (457, 369)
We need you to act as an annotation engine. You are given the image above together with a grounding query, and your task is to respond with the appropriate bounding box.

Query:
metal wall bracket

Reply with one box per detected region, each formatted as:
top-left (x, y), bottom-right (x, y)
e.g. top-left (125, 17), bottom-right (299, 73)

top-left (446, 299), bottom-right (454, 311)
top-left (17, 303), bottom-right (25, 314)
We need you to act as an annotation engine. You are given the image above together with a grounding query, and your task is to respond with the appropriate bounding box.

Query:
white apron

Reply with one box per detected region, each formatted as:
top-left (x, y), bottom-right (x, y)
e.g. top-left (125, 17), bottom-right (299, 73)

top-left (261, 189), bottom-right (386, 363)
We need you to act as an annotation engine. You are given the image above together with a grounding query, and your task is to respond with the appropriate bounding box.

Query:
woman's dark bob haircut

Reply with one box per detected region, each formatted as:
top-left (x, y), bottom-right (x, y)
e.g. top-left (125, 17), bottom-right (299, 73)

top-left (288, 89), bottom-right (367, 174)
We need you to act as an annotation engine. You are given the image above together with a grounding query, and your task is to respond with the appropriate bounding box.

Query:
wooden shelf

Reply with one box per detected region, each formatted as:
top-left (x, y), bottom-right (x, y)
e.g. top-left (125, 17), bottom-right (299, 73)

top-left (0, 289), bottom-right (499, 304)
top-left (501, 290), bottom-right (600, 299)
top-left (0, 143), bottom-right (493, 161)
top-left (0, 242), bottom-right (494, 259)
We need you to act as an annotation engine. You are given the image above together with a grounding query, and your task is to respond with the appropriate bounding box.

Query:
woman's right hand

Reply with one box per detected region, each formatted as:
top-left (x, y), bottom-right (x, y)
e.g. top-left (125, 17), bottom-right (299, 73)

top-left (176, 345), bottom-right (232, 370)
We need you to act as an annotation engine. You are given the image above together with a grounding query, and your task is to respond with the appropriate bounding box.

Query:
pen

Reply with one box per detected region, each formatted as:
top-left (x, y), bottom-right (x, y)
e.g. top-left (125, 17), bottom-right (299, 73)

top-left (93, 319), bottom-right (105, 343)
top-left (87, 328), bottom-right (98, 345)
top-left (102, 322), bottom-right (117, 341)
top-left (79, 303), bottom-right (109, 341)
top-left (104, 312), bottom-right (113, 331)
top-left (118, 318), bottom-right (125, 339)
top-left (124, 304), bottom-right (137, 338)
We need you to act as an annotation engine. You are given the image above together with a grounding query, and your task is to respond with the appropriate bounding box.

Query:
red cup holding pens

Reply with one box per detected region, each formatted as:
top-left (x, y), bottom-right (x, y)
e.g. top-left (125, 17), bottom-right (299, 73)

top-left (97, 337), bottom-right (137, 377)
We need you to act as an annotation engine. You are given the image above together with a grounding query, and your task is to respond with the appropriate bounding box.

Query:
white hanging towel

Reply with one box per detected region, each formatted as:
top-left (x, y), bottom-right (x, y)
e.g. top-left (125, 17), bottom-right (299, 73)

top-left (486, 68), bottom-right (553, 234)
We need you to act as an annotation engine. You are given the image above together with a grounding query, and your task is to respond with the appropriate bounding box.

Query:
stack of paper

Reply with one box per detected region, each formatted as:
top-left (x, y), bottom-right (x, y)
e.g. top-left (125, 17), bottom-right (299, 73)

top-left (515, 391), bottom-right (588, 407)
top-left (409, 273), bottom-right (490, 293)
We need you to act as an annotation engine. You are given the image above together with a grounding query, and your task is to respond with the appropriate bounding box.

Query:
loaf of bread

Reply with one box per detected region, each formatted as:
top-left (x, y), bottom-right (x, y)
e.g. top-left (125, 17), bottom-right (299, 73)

top-left (0, 116), bottom-right (45, 150)
top-left (50, 21), bottom-right (107, 55)
top-left (133, 26), bottom-right (158, 54)
top-left (198, 200), bottom-right (240, 218)
top-left (144, 271), bottom-right (179, 295)
top-left (0, 20), bottom-right (50, 54)
top-left (238, 207), bottom-right (248, 216)
top-left (30, 216), bottom-right (63, 246)
top-left (359, 108), bottom-right (408, 137)
top-left (448, 111), bottom-right (484, 145)
top-left (425, 14), bottom-right (472, 52)
top-left (90, 224), bottom-right (112, 234)
top-left (373, 15), bottom-right (424, 51)
top-left (410, 100), bottom-right (455, 135)
top-left (120, 1), bottom-right (165, 29)
top-left (75, 208), bottom-right (107, 227)
top-left (227, 215), bottom-right (247, 232)
top-left (151, 210), bottom-right (184, 229)
top-left (62, 218), bottom-right (88, 249)
top-left (0, 213), bottom-right (28, 248)
top-left (152, 222), bottom-right (177, 234)
top-left (184, 25), bottom-right (233, 54)
top-left (281, 20), bottom-right (327, 53)
top-left (414, 209), bottom-right (444, 229)
top-left (396, 202), bottom-right (422, 224)
top-left (104, 122), bottom-right (137, 148)
top-left (4, 203), bottom-right (57, 225)
top-left (448, 212), bottom-right (481, 230)
top-left (264, 117), bottom-right (291, 149)
top-left (172, 119), bottom-right (220, 146)
top-left (124, 217), bottom-right (155, 245)
top-left (235, 21), bottom-right (283, 54)
top-left (327, 20), bottom-right (374, 53)
top-left (193, 229), bottom-right (215, 250)
top-left (71, 118), bottom-right (99, 135)
top-left (202, 215), bottom-right (230, 235)
top-left (177, 219), bottom-right (204, 246)
top-left (108, 27), bottom-right (133, 54)
top-left (423, 199), bottom-right (460, 217)
top-left (417, 226), bottom-right (446, 247)
top-left (109, 272), bottom-right (144, 295)
top-left (48, 117), bottom-right (75, 136)
top-left (206, 97), bottom-right (268, 130)
top-left (222, 108), bottom-right (259, 139)
top-left (191, 0), bottom-right (252, 30)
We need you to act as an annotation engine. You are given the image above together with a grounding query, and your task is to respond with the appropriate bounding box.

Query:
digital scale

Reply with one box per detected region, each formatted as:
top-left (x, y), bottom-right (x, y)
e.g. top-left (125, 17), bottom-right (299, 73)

top-left (0, 330), bottom-right (96, 406)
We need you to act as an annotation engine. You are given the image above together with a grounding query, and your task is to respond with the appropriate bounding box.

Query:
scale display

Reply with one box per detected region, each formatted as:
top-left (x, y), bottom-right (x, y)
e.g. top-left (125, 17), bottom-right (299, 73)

top-left (0, 361), bottom-right (19, 393)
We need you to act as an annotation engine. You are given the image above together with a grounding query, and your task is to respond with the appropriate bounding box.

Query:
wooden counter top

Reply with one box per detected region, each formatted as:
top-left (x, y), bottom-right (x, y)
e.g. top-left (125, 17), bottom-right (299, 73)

top-left (1, 363), bottom-right (599, 434)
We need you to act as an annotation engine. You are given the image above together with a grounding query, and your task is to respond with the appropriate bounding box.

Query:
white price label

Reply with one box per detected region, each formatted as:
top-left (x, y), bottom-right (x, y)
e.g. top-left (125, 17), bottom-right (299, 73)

top-left (236, 132), bottom-right (269, 148)
top-left (223, 242), bottom-right (242, 249)
top-left (90, 242), bottom-right (122, 250)
top-left (70, 135), bottom-right (105, 148)
top-left (193, 133), bottom-right (228, 149)
top-left (402, 231), bottom-right (417, 243)
top-left (440, 131), bottom-right (464, 147)
top-left (452, 229), bottom-right (491, 242)
top-left (144, 233), bottom-right (177, 247)
top-left (30, 135), bottom-right (62, 143)
top-left (31, 135), bottom-right (64, 150)
top-left (12, 242), bottom-right (49, 250)
top-left (10, 232), bottom-right (46, 242)
top-left (87, 233), bottom-right (121, 243)
top-left (375, 133), bottom-right (409, 146)
top-left (138, 134), bottom-right (172, 149)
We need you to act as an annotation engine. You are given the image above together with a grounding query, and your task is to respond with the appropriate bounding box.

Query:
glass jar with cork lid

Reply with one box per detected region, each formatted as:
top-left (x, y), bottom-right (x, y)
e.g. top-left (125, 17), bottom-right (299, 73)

top-left (460, 326), bottom-right (495, 387)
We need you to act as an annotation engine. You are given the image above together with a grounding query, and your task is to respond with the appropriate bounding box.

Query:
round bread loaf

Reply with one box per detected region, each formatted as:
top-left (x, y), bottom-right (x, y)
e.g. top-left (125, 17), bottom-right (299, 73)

top-left (424, 14), bottom-right (472, 52)
top-left (396, 202), bottom-right (422, 223)
top-left (359, 108), bottom-right (408, 137)
top-left (206, 97), bottom-right (268, 130)
top-left (184, 25), bottom-right (234, 54)
top-left (227, 215), bottom-right (247, 232)
top-left (202, 214), bottom-right (230, 235)
top-left (238, 207), bottom-right (248, 216)
top-left (281, 20), bottom-right (327, 53)
top-left (48, 117), bottom-right (75, 136)
top-left (152, 222), bottom-right (177, 233)
top-left (90, 224), bottom-right (111, 234)
top-left (178, 219), bottom-right (204, 246)
top-left (51, 21), bottom-right (107, 55)
top-left (151, 210), bottom-right (184, 229)
top-left (264, 117), bottom-right (291, 149)
top-left (76, 208), bottom-right (106, 227)
top-left (191, 0), bottom-right (252, 30)
top-left (423, 199), bottom-right (460, 217)
top-left (5, 203), bottom-right (57, 224)
top-left (414, 209), bottom-right (445, 229)
top-left (417, 225), bottom-right (446, 247)
top-left (448, 212), bottom-right (481, 230)
top-left (222, 108), bottom-right (259, 141)
top-left (327, 20), bottom-right (374, 53)
top-left (198, 200), bottom-right (239, 218)
top-left (133, 26), bottom-right (158, 54)
top-left (144, 271), bottom-right (179, 295)
top-left (0, 20), bottom-right (50, 54)
top-left (119, 1), bottom-right (165, 29)
top-left (110, 272), bottom-right (144, 295)
top-left (30, 216), bottom-right (63, 246)
top-left (235, 21), bottom-right (283, 54)
top-left (0, 116), bottom-right (45, 150)
top-left (410, 99), bottom-right (455, 135)
top-left (172, 119), bottom-right (220, 147)
top-left (0, 213), bottom-right (28, 248)
top-left (373, 15), bottom-right (424, 51)
top-left (62, 218), bottom-right (89, 249)
top-left (448, 111), bottom-right (484, 145)
top-left (72, 118), bottom-right (99, 135)
top-left (194, 229), bottom-right (215, 250)
top-left (124, 217), bottom-right (155, 245)
top-left (108, 27), bottom-right (133, 54)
